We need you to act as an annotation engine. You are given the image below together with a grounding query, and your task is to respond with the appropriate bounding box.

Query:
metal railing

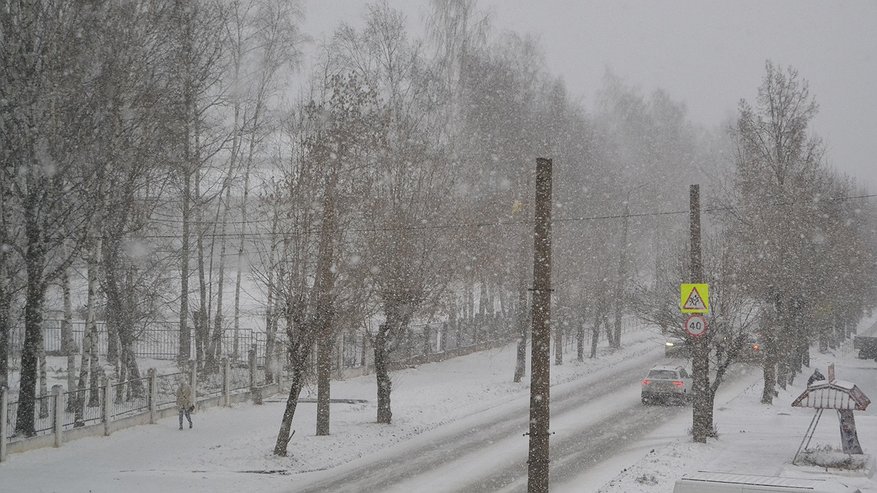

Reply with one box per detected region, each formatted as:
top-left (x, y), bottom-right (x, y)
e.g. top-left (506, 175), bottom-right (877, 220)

top-left (109, 378), bottom-right (149, 420)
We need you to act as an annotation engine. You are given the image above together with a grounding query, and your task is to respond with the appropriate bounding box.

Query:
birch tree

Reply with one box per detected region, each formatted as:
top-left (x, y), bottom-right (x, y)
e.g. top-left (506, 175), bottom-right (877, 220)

top-left (1, 0), bottom-right (109, 435)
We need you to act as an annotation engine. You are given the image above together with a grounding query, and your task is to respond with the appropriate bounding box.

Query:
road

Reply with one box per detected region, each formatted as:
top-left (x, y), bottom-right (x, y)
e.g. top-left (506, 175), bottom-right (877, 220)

top-left (294, 349), bottom-right (741, 493)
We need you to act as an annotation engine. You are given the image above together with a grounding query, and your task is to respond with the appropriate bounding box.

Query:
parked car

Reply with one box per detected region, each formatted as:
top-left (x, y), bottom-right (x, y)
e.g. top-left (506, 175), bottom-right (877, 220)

top-left (641, 365), bottom-right (693, 405)
top-left (664, 336), bottom-right (690, 358)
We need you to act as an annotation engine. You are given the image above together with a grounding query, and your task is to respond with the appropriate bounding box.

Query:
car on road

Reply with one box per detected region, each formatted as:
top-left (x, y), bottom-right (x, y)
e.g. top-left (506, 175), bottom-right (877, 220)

top-left (737, 334), bottom-right (764, 363)
top-left (664, 336), bottom-right (690, 358)
top-left (854, 335), bottom-right (877, 359)
top-left (641, 365), bottom-right (693, 405)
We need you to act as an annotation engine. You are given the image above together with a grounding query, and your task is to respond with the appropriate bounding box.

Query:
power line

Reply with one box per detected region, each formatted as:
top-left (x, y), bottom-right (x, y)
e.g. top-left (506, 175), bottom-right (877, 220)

top-left (128, 192), bottom-right (877, 240)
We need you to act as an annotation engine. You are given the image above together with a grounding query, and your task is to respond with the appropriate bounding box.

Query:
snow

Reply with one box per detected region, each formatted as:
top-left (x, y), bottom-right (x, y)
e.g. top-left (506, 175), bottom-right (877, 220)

top-left (2, 320), bottom-right (876, 493)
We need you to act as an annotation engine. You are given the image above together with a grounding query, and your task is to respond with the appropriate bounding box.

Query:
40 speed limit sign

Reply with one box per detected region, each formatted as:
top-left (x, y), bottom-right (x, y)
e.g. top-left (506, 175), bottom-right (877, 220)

top-left (684, 314), bottom-right (707, 337)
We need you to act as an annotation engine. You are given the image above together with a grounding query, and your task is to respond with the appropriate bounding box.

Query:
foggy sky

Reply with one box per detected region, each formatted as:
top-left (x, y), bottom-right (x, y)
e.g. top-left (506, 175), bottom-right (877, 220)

top-left (303, 0), bottom-right (877, 189)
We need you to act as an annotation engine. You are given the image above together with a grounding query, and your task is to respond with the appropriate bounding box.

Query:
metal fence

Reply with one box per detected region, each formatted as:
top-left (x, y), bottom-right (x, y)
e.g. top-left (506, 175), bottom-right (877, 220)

top-left (4, 394), bottom-right (56, 440)
top-left (8, 313), bottom-right (516, 379)
top-left (65, 387), bottom-right (103, 429)
top-left (2, 357), bottom-right (278, 447)
top-left (9, 320), bottom-right (260, 365)
top-left (109, 378), bottom-right (149, 420)
top-left (155, 372), bottom-right (186, 411)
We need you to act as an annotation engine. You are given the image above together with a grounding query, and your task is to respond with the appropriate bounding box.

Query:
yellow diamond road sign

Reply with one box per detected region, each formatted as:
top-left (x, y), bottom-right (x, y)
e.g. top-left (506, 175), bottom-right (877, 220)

top-left (680, 283), bottom-right (709, 314)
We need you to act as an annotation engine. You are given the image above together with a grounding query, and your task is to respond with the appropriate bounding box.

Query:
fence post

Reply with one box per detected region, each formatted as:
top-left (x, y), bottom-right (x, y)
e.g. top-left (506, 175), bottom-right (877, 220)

top-left (102, 376), bottom-right (111, 437)
top-left (1, 386), bottom-right (7, 462)
top-left (276, 342), bottom-right (286, 390)
top-left (189, 360), bottom-right (197, 411)
top-left (248, 344), bottom-right (256, 390)
top-left (249, 344), bottom-right (262, 404)
top-left (222, 357), bottom-right (230, 407)
top-left (147, 368), bottom-right (157, 424)
top-left (52, 385), bottom-right (63, 448)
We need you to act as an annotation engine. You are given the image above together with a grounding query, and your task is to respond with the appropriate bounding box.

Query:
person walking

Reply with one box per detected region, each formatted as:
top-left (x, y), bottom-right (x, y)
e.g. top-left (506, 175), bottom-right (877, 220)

top-left (177, 379), bottom-right (194, 430)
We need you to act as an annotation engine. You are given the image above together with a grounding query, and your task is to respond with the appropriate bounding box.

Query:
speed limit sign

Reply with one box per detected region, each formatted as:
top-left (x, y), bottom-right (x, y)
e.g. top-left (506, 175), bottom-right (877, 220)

top-left (684, 314), bottom-right (707, 337)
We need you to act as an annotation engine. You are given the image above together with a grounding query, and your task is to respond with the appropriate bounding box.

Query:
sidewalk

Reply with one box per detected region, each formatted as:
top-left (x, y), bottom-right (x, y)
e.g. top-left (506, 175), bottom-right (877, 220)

top-left (591, 317), bottom-right (877, 493)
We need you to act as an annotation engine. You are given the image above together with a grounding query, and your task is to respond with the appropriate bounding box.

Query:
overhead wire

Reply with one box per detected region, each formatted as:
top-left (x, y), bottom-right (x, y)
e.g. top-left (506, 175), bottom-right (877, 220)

top-left (126, 192), bottom-right (877, 240)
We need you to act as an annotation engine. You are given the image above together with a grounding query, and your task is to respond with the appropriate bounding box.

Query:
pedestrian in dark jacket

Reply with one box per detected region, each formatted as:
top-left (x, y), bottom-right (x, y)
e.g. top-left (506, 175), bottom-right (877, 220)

top-left (177, 380), bottom-right (193, 430)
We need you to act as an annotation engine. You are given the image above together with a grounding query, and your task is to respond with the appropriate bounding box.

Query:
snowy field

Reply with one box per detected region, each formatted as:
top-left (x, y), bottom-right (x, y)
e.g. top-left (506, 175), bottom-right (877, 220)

top-left (2, 318), bottom-right (876, 492)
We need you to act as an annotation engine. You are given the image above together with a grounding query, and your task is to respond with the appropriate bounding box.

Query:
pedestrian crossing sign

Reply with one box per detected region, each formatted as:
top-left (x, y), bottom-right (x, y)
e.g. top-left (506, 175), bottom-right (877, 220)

top-left (680, 283), bottom-right (709, 313)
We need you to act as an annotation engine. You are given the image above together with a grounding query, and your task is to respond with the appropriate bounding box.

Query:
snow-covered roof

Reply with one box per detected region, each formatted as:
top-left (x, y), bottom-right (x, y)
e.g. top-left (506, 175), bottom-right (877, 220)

top-left (791, 379), bottom-right (871, 410)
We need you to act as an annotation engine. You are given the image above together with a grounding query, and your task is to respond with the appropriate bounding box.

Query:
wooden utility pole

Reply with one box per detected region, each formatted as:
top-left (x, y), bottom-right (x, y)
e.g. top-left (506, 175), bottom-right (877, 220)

top-left (528, 158), bottom-right (553, 493)
top-left (689, 184), bottom-right (710, 443)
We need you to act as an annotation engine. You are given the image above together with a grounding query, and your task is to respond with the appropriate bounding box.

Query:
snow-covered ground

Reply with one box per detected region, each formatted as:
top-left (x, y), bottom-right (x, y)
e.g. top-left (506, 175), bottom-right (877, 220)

top-left (2, 318), bottom-right (876, 493)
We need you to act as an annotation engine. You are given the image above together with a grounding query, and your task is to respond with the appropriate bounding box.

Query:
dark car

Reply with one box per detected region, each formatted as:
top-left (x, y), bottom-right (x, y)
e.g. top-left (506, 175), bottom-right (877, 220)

top-left (854, 336), bottom-right (877, 359)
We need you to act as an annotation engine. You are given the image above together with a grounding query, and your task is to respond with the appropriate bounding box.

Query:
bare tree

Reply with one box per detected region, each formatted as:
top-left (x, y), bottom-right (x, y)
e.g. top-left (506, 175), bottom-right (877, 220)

top-left (272, 73), bottom-right (385, 454)
top-left (1, 1), bottom-right (110, 436)
top-left (729, 61), bottom-right (826, 404)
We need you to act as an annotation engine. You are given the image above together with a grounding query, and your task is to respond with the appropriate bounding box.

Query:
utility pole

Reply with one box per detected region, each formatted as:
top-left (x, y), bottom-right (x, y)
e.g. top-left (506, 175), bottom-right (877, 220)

top-left (528, 158), bottom-right (553, 493)
top-left (689, 184), bottom-right (710, 443)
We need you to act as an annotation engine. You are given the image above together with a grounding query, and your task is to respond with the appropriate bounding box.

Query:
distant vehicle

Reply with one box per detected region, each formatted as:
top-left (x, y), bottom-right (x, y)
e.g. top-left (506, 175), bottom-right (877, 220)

top-left (737, 334), bottom-right (764, 363)
top-left (853, 335), bottom-right (877, 359)
top-left (641, 365), bottom-right (692, 405)
top-left (664, 336), bottom-right (690, 358)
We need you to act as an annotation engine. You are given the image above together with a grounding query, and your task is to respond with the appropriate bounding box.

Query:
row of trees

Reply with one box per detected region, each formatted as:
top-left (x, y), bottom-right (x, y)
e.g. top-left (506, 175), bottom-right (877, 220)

top-left (1, 0), bottom-right (304, 436)
top-left (1, 0), bottom-right (702, 444)
top-left (637, 62), bottom-right (877, 441)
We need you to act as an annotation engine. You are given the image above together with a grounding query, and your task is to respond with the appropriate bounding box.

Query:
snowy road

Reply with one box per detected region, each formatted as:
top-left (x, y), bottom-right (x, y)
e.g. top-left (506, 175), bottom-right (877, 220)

top-left (295, 350), bottom-right (708, 492)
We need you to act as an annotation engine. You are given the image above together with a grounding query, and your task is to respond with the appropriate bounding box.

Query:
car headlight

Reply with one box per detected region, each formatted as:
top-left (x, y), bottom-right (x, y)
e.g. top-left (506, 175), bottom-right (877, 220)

top-left (665, 342), bottom-right (674, 347)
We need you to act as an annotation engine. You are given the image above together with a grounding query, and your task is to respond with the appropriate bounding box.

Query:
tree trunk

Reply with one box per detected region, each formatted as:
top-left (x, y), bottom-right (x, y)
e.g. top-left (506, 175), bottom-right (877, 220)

top-left (602, 306), bottom-right (613, 348)
top-left (613, 204), bottom-right (629, 349)
top-left (17, 270), bottom-right (46, 436)
top-left (207, 189), bottom-right (232, 374)
top-left (38, 336), bottom-right (48, 418)
top-left (179, 170), bottom-right (191, 365)
top-left (76, 237), bottom-right (101, 424)
top-left (0, 218), bottom-right (9, 389)
top-left (316, 334), bottom-right (332, 436)
top-left (263, 207), bottom-right (280, 381)
top-left (0, 268), bottom-right (9, 390)
top-left (761, 334), bottom-right (778, 404)
top-left (514, 300), bottom-right (527, 382)
top-left (61, 267), bottom-right (76, 411)
top-left (106, 258), bottom-right (144, 398)
top-left (273, 353), bottom-right (306, 456)
top-left (375, 326), bottom-right (392, 424)
top-left (590, 309), bottom-right (600, 359)
top-left (195, 169), bottom-right (209, 370)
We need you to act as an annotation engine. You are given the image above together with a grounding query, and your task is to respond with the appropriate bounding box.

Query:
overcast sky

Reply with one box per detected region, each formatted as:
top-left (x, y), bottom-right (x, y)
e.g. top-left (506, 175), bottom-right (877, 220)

top-left (302, 0), bottom-right (877, 189)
